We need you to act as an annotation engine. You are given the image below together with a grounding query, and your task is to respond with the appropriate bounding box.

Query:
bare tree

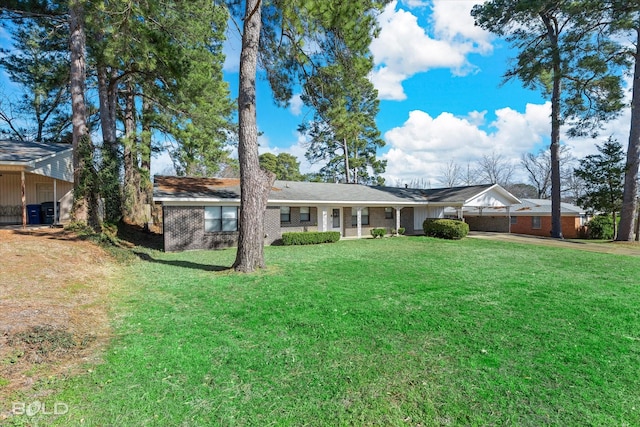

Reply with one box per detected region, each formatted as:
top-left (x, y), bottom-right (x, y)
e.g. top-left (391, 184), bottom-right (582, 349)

top-left (459, 161), bottom-right (476, 186)
top-left (521, 146), bottom-right (574, 199)
top-left (438, 160), bottom-right (463, 187)
top-left (476, 152), bottom-right (515, 187)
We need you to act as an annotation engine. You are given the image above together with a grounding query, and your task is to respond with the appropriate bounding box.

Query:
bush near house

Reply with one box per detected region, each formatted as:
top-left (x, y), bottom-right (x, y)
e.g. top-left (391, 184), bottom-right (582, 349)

top-left (370, 228), bottom-right (386, 238)
top-left (281, 231), bottom-right (340, 245)
top-left (586, 215), bottom-right (616, 240)
top-left (423, 219), bottom-right (469, 240)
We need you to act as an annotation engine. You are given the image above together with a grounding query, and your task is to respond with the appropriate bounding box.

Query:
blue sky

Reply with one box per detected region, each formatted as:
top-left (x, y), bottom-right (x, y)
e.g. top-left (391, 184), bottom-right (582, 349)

top-left (1, 0), bottom-right (633, 187)
top-left (219, 0), bottom-right (633, 186)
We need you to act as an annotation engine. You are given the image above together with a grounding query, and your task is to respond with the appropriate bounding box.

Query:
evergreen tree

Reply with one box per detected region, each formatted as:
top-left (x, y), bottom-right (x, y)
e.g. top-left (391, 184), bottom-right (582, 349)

top-left (300, 43), bottom-right (385, 185)
top-left (259, 152), bottom-right (304, 181)
top-left (472, 0), bottom-right (625, 238)
top-left (0, 18), bottom-right (70, 142)
top-left (229, 0), bottom-right (389, 272)
top-left (607, 0), bottom-right (640, 241)
top-left (574, 138), bottom-right (626, 239)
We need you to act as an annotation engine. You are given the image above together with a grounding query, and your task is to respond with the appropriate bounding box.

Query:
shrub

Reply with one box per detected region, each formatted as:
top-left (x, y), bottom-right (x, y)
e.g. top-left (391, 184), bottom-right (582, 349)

top-left (390, 227), bottom-right (406, 236)
top-left (370, 228), bottom-right (386, 238)
top-left (422, 219), bottom-right (469, 240)
top-left (586, 215), bottom-right (614, 240)
top-left (281, 231), bottom-right (340, 246)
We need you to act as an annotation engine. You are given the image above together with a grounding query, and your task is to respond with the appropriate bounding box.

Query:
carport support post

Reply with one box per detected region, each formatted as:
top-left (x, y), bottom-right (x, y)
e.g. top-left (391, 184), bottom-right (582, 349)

top-left (21, 171), bottom-right (26, 229)
top-left (356, 207), bottom-right (362, 238)
top-left (53, 179), bottom-right (57, 225)
top-left (395, 207), bottom-right (401, 235)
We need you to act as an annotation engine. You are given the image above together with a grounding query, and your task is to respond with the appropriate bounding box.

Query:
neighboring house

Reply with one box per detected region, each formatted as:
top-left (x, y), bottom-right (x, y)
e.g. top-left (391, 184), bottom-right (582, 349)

top-left (153, 176), bottom-right (521, 251)
top-left (0, 139), bottom-right (74, 225)
top-left (461, 198), bottom-right (589, 238)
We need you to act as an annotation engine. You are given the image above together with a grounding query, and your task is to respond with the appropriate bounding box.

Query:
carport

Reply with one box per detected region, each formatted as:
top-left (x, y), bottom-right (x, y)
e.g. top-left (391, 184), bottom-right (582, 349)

top-left (0, 139), bottom-right (74, 228)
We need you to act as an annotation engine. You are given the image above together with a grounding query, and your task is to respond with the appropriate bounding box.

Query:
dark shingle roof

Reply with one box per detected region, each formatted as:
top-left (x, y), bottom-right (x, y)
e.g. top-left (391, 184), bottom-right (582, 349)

top-left (153, 176), bottom-right (514, 207)
top-left (374, 184), bottom-right (496, 203)
top-left (0, 139), bottom-right (72, 164)
top-left (154, 176), bottom-right (242, 199)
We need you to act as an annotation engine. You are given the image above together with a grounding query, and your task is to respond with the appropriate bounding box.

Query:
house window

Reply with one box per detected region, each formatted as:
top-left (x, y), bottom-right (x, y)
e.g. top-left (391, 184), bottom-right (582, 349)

top-left (300, 207), bottom-right (310, 222)
top-left (385, 207), bottom-right (394, 219)
top-left (510, 216), bottom-right (517, 225)
top-left (351, 207), bottom-right (369, 226)
top-left (532, 216), bottom-right (541, 229)
top-left (280, 206), bottom-right (291, 223)
top-left (205, 206), bottom-right (238, 232)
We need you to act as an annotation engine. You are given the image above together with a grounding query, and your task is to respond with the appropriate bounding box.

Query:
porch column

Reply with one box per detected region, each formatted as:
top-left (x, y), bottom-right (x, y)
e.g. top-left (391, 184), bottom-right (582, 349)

top-left (395, 207), bottom-right (401, 235)
top-left (21, 170), bottom-right (26, 229)
top-left (356, 207), bottom-right (362, 238)
top-left (53, 179), bottom-right (58, 225)
top-left (507, 206), bottom-right (511, 233)
top-left (457, 206), bottom-right (464, 220)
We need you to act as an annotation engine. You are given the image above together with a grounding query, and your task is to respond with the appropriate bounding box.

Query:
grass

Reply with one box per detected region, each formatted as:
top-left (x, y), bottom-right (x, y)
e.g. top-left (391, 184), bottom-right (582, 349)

top-left (16, 236), bottom-right (640, 426)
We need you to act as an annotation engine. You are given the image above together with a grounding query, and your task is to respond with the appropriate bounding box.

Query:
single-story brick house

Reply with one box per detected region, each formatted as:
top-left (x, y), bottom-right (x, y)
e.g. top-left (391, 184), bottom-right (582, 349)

top-left (460, 198), bottom-right (589, 238)
top-left (153, 176), bottom-right (521, 251)
top-left (0, 139), bottom-right (74, 226)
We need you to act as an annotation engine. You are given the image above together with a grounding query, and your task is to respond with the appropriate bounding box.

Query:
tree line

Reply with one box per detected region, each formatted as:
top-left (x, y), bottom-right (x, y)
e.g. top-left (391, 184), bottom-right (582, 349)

top-left (472, 0), bottom-right (640, 242)
top-left (0, 0), bottom-right (391, 272)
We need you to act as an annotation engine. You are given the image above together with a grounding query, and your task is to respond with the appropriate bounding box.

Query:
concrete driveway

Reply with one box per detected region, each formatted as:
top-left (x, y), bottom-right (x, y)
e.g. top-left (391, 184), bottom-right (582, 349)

top-left (468, 231), bottom-right (640, 257)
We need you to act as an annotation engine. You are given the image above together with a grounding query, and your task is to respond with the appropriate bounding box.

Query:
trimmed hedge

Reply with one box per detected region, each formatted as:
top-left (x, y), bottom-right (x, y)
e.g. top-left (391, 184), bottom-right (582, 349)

top-left (423, 219), bottom-right (469, 240)
top-left (370, 228), bottom-right (386, 238)
top-left (281, 231), bottom-right (341, 246)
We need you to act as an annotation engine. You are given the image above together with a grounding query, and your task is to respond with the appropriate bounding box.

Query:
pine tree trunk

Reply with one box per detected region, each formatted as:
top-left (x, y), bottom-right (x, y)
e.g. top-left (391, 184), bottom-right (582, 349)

top-left (70, 1), bottom-right (100, 229)
top-left (543, 12), bottom-right (563, 239)
top-left (97, 63), bottom-right (122, 222)
top-left (122, 79), bottom-right (142, 223)
top-left (139, 97), bottom-right (153, 226)
top-left (233, 0), bottom-right (275, 273)
top-left (343, 138), bottom-right (350, 183)
top-left (618, 28), bottom-right (640, 241)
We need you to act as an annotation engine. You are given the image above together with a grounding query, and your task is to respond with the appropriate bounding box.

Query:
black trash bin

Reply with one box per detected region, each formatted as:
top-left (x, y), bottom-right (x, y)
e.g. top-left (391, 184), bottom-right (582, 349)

top-left (27, 204), bottom-right (41, 225)
top-left (40, 202), bottom-right (59, 225)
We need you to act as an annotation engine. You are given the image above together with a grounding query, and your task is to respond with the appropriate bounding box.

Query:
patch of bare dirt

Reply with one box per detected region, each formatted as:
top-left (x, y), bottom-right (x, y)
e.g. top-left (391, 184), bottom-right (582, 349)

top-left (0, 228), bottom-right (119, 405)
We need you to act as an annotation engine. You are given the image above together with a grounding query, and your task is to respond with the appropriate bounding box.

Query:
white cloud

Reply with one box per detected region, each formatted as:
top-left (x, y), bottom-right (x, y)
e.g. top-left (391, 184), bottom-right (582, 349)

top-left (431, 0), bottom-right (492, 54)
top-left (371, 1), bottom-right (492, 100)
top-left (289, 94), bottom-right (303, 116)
top-left (381, 94), bottom-right (638, 187)
top-left (382, 104), bottom-right (552, 186)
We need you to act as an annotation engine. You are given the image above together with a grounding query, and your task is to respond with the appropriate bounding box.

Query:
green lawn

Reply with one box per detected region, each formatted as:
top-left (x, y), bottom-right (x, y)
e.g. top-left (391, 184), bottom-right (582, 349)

top-left (34, 237), bottom-right (640, 425)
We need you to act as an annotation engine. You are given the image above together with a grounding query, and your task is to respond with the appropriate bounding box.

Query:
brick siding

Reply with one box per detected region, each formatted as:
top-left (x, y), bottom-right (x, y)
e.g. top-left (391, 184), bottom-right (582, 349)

top-left (278, 206), bottom-right (318, 233)
top-left (344, 207), bottom-right (397, 237)
top-left (400, 208), bottom-right (416, 234)
top-left (163, 206), bottom-right (238, 251)
top-left (465, 216), bottom-right (510, 233)
top-left (510, 215), bottom-right (582, 238)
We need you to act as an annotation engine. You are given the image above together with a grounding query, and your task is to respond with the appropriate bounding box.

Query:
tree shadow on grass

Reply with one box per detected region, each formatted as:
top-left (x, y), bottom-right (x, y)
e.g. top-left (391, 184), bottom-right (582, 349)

top-left (133, 251), bottom-right (230, 272)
